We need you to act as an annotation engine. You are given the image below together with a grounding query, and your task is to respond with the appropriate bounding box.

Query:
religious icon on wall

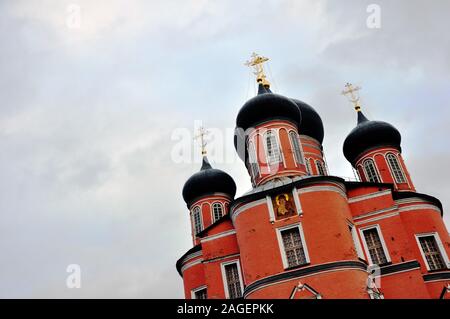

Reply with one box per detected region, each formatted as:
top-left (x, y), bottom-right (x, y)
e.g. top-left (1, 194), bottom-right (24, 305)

top-left (272, 193), bottom-right (297, 220)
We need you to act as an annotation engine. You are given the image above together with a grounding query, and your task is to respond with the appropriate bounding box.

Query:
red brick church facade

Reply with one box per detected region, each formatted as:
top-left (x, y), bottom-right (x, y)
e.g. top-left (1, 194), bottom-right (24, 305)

top-left (176, 62), bottom-right (450, 299)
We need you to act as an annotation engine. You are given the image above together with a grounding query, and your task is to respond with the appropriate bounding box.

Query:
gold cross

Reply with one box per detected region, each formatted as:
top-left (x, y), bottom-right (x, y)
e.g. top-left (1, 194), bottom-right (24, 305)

top-left (194, 126), bottom-right (209, 156)
top-left (245, 52), bottom-right (270, 86)
top-left (342, 82), bottom-right (362, 111)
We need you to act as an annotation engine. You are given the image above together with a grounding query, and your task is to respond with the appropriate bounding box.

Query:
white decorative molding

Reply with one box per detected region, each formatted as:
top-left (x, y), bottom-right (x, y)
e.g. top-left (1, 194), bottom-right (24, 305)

top-left (231, 198), bottom-right (267, 223)
top-left (398, 204), bottom-right (441, 215)
top-left (181, 258), bottom-right (203, 274)
top-left (348, 189), bottom-right (392, 203)
top-left (297, 184), bottom-right (347, 200)
top-left (203, 253), bottom-right (241, 264)
top-left (267, 195), bottom-right (275, 223)
top-left (353, 206), bottom-right (398, 221)
top-left (354, 211), bottom-right (399, 225)
top-left (201, 229), bottom-right (236, 243)
top-left (292, 187), bottom-right (303, 215)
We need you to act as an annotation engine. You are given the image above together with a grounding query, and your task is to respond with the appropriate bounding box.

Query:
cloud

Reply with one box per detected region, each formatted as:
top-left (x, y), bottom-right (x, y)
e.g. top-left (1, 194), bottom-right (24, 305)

top-left (0, 0), bottom-right (449, 298)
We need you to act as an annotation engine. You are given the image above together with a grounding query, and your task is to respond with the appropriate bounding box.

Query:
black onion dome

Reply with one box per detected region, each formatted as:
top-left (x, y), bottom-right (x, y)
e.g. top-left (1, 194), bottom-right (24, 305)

top-left (236, 84), bottom-right (301, 131)
top-left (343, 111), bottom-right (402, 165)
top-left (234, 84), bottom-right (302, 161)
top-left (290, 98), bottom-right (324, 144)
top-left (182, 157), bottom-right (237, 206)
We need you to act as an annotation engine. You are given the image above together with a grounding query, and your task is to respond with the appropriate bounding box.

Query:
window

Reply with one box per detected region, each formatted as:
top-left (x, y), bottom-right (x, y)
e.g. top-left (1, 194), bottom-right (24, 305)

top-left (192, 287), bottom-right (207, 299)
top-left (277, 225), bottom-right (309, 268)
top-left (386, 153), bottom-right (406, 183)
top-left (349, 224), bottom-right (365, 260)
top-left (264, 130), bottom-right (282, 165)
top-left (316, 161), bottom-right (326, 175)
top-left (192, 206), bottom-right (202, 235)
top-left (362, 227), bottom-right (389, 265)
top-left (212, 202), bottom-right (223, 222)
top-left (363, 159), bottom-right (381, 183)
top-left (221, 262), bottom-right (243, 299)
top-left (248, 141), bottom-right (260, 179)
top-left (416, 234), bottom-right (448, 271)
top-left (289, 131), bottom-right (304, 165)
top-left (305, 158), bottom-right (312, 175)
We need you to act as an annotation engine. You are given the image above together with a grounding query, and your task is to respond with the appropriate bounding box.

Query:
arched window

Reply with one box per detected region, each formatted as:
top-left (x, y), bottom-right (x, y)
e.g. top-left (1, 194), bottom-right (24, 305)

top-left (192, 206), bottom-right (202, 235)
top-left (305, 158), bottom-right (312, 175)
top-left (316, 160), bottom-right (326, 175)
top-left (363, 159), bottom-right (381, 183)
top-left (289, 131), bottom-right (304, 165)
top-left (212, 202), bottom-right (224, 222)
top-left (264, 130), bottom-right (282, 165)
top-left (248, 141), bottom-right (260, 179)
top-left (386, 153), bottom-right (406, 183)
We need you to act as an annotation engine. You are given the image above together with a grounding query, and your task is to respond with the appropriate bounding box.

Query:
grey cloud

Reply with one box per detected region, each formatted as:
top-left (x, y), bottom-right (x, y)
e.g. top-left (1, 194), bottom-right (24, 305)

top-left (0, 0), bottom-right (449, 298)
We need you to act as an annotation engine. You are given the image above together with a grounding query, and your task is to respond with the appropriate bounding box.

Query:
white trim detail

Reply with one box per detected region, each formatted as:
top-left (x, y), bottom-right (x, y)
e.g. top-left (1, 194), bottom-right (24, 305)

top-left (353, 206), bottom-right (398, 221)
top-left (359, 225), bottom-right (391, 265)
top-left (201, 229), bottom-right (236, 243)
top-left (180, 250), bottom-right (203, 266)
top-left (191, 206), bottom-right (203, 236)
top-left (348, 190), bottom-right (392, 203)
top-left (243, 261), bottom-right (367, 298)
top-left (386, 152), bottom-right (407, 184)
top-left (275, 223), bottom-right (310, 269)
top-left (288, 130), bottom-right (305, 166)
top-left (297, 185), bottom-right (347, 200)
top-left (354, 211), bottom-right (399, 225)
top-left (415, 232), bottom-right (450, 271)
top-left (292, 187), bottom-right (303, 215)
top-left (181, 258), bottom-right (203, 273)
top-left (395, 197), bottom-right (429, 205)
top-left (362, 158), bottom-right (382, 183)
top-left (220, 259), bottom-right (245, 299)
top-left (348, 222), bottom-right (365, 260)
top-left (203, 253), bottom-right (241, 264)
top-left (191, 285), bottom-right (207, 299)
top-left (231, 198), bottom-right (267, 223)
top-left (263, 129), bottom-right (283, 166)
top-left (211, 201), bottom-right (224, 223)
top-left (398, 204), bottom-right (442, 215)
top-left (267, 195), bottom-right (276, 223)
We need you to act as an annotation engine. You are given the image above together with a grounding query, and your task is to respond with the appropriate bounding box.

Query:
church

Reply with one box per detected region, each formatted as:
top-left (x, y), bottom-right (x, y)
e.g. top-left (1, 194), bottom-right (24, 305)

top-left (176, 54), bottom-right (450, 299)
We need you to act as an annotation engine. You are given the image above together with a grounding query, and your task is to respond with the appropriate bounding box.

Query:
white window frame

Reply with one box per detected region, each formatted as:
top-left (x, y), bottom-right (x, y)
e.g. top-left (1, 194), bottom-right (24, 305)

top-left (288, 130), bottom-right (305, 166)
top-left (247, 140), bottom-right (261, 180)
top-left (363, 158), bottom-right (381, 183)
top-left (348, 223), bottom-right (365, 260)
top-left (263, 130), bottom-right (283, 165)
top-left (359, 225), bottom-right (391, 265)
top-left (191, 206), bottom-right (203, 235)
top-left (415, 232), bottom-right (450, 271)
top-left (220, 260), bottom-right (244, 299)
top-left (275, 223), bottom-right (310, 269)
top-left (191, 285), bottom-right (207, 299)
top-left (305, 158), bottom-right (311, 175)
top-left (315, 160), bottom-right (326, 176)
top-left (292, 187), bottom-right (303, 215)
top-left (211, 202), bottom-right (224, 223)
top-left (386, 153), bottom-right (407, 184)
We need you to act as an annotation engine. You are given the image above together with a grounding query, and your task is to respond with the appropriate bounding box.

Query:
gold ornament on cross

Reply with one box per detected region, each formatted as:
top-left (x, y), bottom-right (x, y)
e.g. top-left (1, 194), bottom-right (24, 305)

top-left (245, 52), bottom-right (270, 87)
top-left (194, 126), bottom-right (209, 156)
top-left (342, 82), bottom-right (362, 112)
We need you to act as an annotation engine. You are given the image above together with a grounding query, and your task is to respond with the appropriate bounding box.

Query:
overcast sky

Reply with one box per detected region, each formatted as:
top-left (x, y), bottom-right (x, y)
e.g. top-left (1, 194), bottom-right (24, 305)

top-left (0, 0), bottom-right (449, 298)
